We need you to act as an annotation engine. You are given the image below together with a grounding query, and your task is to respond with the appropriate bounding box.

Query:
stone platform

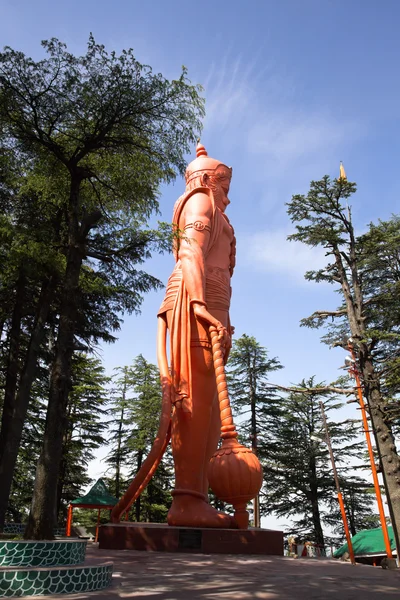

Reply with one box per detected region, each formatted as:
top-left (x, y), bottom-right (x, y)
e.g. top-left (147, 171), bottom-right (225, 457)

top-left (98, 522), bottom-right (283, 555)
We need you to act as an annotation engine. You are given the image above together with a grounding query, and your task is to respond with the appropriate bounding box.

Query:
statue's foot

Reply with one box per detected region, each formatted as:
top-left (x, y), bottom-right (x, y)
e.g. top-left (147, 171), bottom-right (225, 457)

top-left (167, 492), bottom-right (236, 529)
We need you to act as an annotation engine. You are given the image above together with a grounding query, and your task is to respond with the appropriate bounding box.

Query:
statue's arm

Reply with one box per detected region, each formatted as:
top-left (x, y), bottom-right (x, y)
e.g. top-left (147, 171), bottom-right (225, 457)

top-left (178, 192), bottom-right (211, 306)
top-left (178, 192), bottom-right (228, 344)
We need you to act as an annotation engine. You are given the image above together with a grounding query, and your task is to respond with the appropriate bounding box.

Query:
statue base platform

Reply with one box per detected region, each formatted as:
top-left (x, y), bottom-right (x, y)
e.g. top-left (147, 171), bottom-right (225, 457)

top-left (98, 522), bottom-right (283, 556)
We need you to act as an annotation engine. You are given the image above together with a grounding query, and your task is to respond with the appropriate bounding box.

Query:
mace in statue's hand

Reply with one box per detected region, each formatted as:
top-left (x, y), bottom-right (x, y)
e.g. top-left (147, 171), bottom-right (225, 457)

top-left (191, 300), bottom-right (230, 351)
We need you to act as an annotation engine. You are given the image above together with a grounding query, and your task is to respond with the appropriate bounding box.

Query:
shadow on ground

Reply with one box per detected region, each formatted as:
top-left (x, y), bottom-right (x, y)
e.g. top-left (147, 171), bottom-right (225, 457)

top-left (27, 543), bottom-right (400, 600)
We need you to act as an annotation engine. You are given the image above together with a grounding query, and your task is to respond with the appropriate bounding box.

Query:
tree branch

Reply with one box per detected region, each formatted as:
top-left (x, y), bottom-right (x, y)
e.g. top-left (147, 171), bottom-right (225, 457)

top-left (308, 308), bottom-right (348, 319)
top-left (268, 383), bottom-right (354, 396)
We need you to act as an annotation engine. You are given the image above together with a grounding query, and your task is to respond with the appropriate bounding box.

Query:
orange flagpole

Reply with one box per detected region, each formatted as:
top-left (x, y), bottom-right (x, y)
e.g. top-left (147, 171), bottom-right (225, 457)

top-left (95, 508), bottom-right (101, 542)
top-left (348, 343), bottom-right (393, 561)
top-left (66, 504), bottom-right (73, 537)
top-left (320, 402), bottom-right (356, 565)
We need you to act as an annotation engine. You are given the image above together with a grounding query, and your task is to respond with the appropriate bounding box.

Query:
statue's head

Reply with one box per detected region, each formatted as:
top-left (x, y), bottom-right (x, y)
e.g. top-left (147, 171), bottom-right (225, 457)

top-left (185, 142), bottom-right (232, 209)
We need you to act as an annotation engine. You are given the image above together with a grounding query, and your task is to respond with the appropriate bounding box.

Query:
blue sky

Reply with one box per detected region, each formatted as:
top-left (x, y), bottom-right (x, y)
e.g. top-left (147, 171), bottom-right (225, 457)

top-left (2, 0), bottom-right (399, 529)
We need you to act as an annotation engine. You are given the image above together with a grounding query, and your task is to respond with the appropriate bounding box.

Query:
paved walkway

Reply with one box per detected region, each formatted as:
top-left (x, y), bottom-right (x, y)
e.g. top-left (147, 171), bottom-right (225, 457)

top-left (28, 544), bottom-right (400, 600)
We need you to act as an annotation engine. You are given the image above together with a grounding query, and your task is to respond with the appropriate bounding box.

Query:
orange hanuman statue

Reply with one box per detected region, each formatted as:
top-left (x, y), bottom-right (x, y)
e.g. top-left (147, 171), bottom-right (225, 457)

top-left (111, 143), bottom-right (261, 529)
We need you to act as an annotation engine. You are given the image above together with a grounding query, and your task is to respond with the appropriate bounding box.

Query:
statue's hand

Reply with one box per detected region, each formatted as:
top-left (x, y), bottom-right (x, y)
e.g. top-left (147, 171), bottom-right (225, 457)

top-left (191, 302), bottom-right (230, 350)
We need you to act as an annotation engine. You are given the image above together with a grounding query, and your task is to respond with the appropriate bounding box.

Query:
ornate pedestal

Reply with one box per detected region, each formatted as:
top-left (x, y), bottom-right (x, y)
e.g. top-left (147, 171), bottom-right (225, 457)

top-left (98, 522), bottom-right (283, 556)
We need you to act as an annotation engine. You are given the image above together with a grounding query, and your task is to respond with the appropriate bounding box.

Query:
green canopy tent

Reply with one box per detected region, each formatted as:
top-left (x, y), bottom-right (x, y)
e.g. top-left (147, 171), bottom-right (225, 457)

top-left (333, 526), bottom-right (397, 565)
top-left (66, 479), bottom-right (118, 541)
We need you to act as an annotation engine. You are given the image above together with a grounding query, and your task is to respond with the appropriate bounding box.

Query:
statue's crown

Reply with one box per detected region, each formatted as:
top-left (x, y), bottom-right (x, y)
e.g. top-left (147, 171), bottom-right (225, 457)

top-left (184, 142), bottom-right (232, 184)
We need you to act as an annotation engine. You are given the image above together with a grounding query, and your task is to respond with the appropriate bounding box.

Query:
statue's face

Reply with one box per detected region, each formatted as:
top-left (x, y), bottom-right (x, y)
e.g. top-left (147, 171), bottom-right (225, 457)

top-left (220, 177), bottom-right (230, 210)
top-left (213, 176), bottom-right (231, 212)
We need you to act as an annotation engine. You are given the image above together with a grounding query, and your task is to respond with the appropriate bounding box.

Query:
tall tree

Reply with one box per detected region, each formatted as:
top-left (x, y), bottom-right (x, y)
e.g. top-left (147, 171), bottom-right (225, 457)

top-left (105, 367), bottom-right (134, 499)
top-left (126, 355), bottom-right (172, 522)
top-left (325, 476), bottom-right (379, 539)
top-left (105, 356), bottom-right (173, 522)
top-left (5, 353), bottom-right (108, 525)
top-left (287, 175), bottom-right (400, 552)
top-left (356, 216), bottom-right (400, 434)
top-left (0, 167), bottom-right (62, 530)
top-left (227, 334), bottom-right (282, 525)
top-left (264, 379), bottom-right (363, 547)
top-left (6, 381), bottom-right (46, 523)
top-left (56, 353), bottom-right (109, 522)
top-left (0, 35), bottom-right (204, 538)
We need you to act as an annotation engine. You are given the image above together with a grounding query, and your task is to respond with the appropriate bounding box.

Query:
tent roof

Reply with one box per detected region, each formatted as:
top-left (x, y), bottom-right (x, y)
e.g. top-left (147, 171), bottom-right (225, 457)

top-left (333, 526), bottom-right (397, 558)
top-left (70, 478), bottom-right (118, 507)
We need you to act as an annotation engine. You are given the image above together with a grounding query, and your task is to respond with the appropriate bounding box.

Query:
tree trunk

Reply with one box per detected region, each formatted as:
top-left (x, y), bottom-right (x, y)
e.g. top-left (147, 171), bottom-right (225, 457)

top-left (310, 493), bottom-right (325, 547)
top-left (25, 179), bottom-right (84, 540)
top-left (309, 452), bottom-right (324, 547)
top-left (115, 407), bottom-right (125, 499)
top-left (115, 372), bottom-right (127, 499)
top-left (346, 489), bottom-right (357, 537)
top-left (0, 277), bottom-right (55, 529)
top-left (334, 235), bottom-right (400, 554)
top-left (360, 351), bottom-right (400, 554)
top-left (249, 362), bottom-right (260, 527)
top-left (147, 477), bottom-right (154, 522)
top-left (0, 271), bottom-right (25, 529)
top-left (56, 404), bottom-right (74, 522)
top-left (135, 449), bottom-right (144, 522)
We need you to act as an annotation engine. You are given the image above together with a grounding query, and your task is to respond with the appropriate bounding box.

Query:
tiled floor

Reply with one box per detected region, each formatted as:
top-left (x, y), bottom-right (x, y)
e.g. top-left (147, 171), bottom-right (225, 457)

top-left (24, 543), bottom-right (400, 600)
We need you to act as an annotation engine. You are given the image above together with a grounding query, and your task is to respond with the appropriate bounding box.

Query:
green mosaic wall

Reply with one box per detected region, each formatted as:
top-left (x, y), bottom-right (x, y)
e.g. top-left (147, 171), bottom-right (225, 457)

top-left (0, 540), bottom-right (86, 567)
top-left (0, 563), bottom-right (113, 597)
top-left (3, 524), bottom-right (66, 537)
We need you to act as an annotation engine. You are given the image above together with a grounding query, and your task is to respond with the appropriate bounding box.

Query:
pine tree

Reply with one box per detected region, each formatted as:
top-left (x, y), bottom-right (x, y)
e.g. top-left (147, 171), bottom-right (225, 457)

top-left (287, 175), bottom-right (400, 552)
top-left (105, 367), bottom-right (134, 499)
top-left (56, 354), bottom-right (109, 522)
top-left (264, 379), bottom-right (365, 547)
top-left (105, 356), bottom-right (173, 522)
top-left (5, 353), bottom-right (108, 526)
top-left (0, 35), bottom-right (204, 538)
top-left (227, 334), bottom-right (282, 525)
top-left (0, 163), bottom-right (62, 529)
top-left (126, 355), bottom-right (172, 522)
top-left (325, 476), bottom-right (379, 540)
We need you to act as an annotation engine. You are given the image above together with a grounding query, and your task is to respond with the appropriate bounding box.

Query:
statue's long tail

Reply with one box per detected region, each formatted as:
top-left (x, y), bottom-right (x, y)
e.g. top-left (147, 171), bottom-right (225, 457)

top-left (110, 317), bottom-right (172, 523)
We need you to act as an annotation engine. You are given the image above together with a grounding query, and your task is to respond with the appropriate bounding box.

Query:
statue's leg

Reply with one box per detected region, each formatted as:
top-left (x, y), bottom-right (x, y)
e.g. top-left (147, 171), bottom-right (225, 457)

top-left (167, 310), bottom-right (234, 528)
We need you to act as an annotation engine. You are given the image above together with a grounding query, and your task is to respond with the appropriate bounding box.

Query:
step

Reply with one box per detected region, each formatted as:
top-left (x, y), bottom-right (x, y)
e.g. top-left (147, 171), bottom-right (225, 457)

top-left (0, 540), bottom-right (87, 568)
top-left (0, 562), bottom-right (113, 597)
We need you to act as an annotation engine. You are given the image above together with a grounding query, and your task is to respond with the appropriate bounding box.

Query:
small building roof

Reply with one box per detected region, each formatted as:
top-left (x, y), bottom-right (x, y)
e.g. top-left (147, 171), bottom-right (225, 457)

top-left (70, 478), bottom-right (118, 507)
top-left (333, 526), bottom-right (397, 558)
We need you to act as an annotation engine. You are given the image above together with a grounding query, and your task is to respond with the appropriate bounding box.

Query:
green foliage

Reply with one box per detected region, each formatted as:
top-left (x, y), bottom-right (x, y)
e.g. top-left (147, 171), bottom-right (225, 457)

top-left (5, 353), bottom-right (109, 522)
top-left (0, 34), bottom-right (204, 537)
top-left (287, 177), bottom-right (400, 429)
top-left (263, 378), bottom-right (368, 545)
top-left (0, 34), bottom-right (204, 193)
top-left (325, 477), bottom-right (379, 539)
top-left (57, 354), bottom-right (109, 519)
top-left (287, 176), bottom-right (357, 252)
top-left (356, 217), bottom-right (400, 430)
top-left (71, 508), bottom-right (104, 531)
top-left (227, 334), bottom-right (282, 457)
top-left (286, 176), bottom-right (400, 550)
top-left (7, 392), bottom-right (44, 522)
top-left (105, 356), bottom-right (173, 521)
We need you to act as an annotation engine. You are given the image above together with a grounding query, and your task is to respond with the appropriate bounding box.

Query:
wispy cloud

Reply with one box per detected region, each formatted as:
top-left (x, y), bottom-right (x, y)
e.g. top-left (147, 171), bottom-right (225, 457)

top-left (248, 111), bottom-right (359, 166)
top-left (242, 228), bottom-right (328, 284)
top-left (201, 50), bottom-right (365, 277)
top-left (202, 52), bottom-right (262, 134)
top-left (201, 51), bottom-right (363, 180)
